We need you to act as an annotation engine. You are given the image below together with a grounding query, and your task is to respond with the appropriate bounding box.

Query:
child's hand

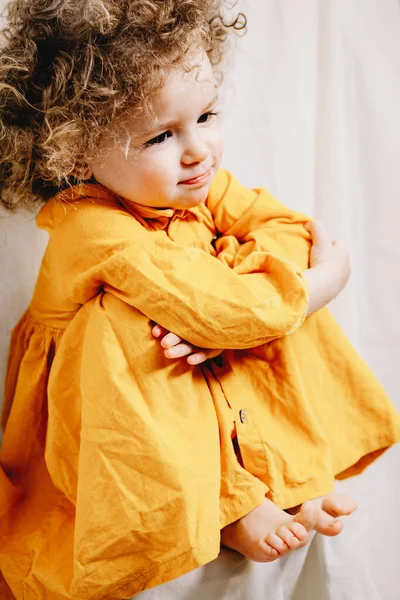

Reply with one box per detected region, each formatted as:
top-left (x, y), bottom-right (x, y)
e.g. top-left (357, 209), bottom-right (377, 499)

top-left (304, 220), bottom-right (351, 315)
top-left (305, 220), bottom-right (349, 271)
top-left (152, 324), bottom-right (223, 365)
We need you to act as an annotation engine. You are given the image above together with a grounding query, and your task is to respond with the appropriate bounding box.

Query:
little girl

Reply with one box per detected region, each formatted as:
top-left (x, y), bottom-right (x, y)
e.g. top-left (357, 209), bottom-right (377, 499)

top-left (1, 1), bottom-right (399, 599)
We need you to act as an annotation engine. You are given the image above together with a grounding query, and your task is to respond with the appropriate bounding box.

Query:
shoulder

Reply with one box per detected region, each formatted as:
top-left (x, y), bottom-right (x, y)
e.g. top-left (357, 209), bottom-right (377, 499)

top-left (37, 188), bottom-right (145, 245)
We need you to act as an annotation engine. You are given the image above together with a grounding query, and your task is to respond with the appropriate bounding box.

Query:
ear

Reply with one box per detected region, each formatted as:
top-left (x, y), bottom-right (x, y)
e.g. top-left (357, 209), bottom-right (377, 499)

top-left (71, 163), bottom-right (93, 180)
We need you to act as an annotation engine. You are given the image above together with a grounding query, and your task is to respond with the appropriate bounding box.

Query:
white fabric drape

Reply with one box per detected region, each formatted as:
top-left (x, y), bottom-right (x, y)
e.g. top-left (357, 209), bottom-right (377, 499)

top-left (1, 1), bottom-right (399, 598)
top-left (220, 2), bottom-right (400, 597)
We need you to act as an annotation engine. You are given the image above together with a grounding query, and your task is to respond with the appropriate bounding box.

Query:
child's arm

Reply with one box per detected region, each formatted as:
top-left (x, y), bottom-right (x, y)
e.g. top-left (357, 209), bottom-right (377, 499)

top-left (207, 170), bottom-right (312, 263)
top-left (303, 220), bottom-right (350, 314)
top-left (208, 171), bottom-right (351, 299)
top-left (153, 219), bottom-right (350, 363)
top-left (47, 199), bottom-right (310, 350)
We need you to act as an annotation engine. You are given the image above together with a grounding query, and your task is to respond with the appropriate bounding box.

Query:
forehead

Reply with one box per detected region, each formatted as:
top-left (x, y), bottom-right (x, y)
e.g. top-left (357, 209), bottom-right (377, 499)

top-left (156, 52), bottom-right (217, 107)
top-left (133, 51), bottom-right (217, 130)
top-left (107, 51), bottom-right (218, 143)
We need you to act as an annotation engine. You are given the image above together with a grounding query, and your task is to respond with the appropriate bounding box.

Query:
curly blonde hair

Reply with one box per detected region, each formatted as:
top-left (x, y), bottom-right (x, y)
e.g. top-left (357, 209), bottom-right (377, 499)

top-left (0, 0), bottom-right (245, 209)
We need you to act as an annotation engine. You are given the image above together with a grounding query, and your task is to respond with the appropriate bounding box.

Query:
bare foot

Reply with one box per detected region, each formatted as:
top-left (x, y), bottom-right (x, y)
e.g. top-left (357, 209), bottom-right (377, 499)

top-left (288, 491), bottom-right (358, 537)
top-left (221, 497), bottom-right (318, 562)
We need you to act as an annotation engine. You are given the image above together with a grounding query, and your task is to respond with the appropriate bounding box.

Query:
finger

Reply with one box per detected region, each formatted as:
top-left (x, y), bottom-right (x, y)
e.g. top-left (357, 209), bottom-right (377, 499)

top-left (187, 349), bottom-right (223, 365)
top-left (152, 324), bottom-right (168, 338)
top-left (164, 343), bottom-right (195, 359)
top-left (187, 352), bottom-right (207, 365)
top-left (307, 220), bottom-right (331, 248)
top-left (160, 332), bottom-right (184, 349)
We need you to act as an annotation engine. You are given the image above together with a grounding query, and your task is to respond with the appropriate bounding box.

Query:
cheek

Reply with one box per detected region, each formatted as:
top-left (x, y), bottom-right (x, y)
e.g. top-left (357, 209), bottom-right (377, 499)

top-left (209, 125), bottom-right (224, 157)
top-left (212, 136), bottom-right (224, 169)
top-left (147, 148), bottom-right (179, 179)
top-left (216, 135), bottom-right (224, 157)
top-left (136, 156), bottom-right (176, 192)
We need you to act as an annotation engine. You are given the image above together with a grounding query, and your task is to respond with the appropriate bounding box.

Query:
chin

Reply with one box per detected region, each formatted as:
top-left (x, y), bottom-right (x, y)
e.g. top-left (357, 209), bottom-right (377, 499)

top-left (192, 193), bottom-right (208, 204)
top-left (183, 189), bottom-right (210, 209)
top-left (184, 197), bottom-right (207, 209)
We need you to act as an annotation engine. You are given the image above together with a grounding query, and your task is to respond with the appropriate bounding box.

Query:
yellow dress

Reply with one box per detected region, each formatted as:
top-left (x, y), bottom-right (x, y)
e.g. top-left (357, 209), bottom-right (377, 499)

top-left (0, 169), bottom-right (399, 599)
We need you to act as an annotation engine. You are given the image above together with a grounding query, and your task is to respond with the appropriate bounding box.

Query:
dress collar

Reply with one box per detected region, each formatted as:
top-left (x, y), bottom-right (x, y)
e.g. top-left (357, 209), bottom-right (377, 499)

top-left (52, 183), bottom-right (192, 230)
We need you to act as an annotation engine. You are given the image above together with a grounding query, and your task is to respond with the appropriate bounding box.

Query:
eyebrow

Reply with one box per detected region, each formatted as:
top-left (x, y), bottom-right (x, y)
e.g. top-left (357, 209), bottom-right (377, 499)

top-left (141, 94), bottom-right (220, 136)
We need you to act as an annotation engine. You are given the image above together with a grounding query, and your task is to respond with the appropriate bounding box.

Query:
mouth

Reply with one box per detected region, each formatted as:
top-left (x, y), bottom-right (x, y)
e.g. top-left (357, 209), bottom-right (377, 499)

top-left (178, 169), bottom-right (212, 186)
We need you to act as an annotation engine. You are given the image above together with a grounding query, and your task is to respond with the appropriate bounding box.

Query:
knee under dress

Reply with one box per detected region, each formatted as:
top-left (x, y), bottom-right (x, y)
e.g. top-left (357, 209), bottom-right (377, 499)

top-left (1, 169), bottom-right (399, 599)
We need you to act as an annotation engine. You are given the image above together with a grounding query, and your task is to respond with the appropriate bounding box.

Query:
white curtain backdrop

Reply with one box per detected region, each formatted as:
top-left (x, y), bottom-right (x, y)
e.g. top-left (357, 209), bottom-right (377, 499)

top-left (1, 1), bottom-right (399, 598)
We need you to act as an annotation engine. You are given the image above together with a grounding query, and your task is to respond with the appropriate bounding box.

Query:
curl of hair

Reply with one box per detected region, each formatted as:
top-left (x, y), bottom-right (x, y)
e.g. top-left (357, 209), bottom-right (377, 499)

top-left (0, 0), bottom-right (246, 210)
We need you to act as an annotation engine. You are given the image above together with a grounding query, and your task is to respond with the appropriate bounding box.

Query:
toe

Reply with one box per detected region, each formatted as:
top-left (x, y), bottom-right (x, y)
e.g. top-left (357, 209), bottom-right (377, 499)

top-left (315, 511), bottom-right (344, 537)
top-left (322, 493), bottom-right (358, 517)
top-left (294, 500), bottom-right (318, 531)
top-left (265, 533), bottom-right (290, 554)
top-left (255, 541), bottom-right (280, 563)
top-left (275, 526), bottom-right (302, 550)
top-left (288, 521), bottom-right (309, 543)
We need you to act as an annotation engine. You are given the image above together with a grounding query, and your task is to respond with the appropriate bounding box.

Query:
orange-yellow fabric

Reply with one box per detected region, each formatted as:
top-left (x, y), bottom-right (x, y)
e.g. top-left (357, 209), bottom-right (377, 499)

top-left (0, 169), bottom-right (399, 599)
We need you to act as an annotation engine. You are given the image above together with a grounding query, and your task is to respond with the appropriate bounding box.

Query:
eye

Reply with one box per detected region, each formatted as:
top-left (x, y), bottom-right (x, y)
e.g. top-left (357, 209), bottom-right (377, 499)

top-left (144, 131), bottom-right (172, 146)
top-left (197, 111), bottom-right (218, 124)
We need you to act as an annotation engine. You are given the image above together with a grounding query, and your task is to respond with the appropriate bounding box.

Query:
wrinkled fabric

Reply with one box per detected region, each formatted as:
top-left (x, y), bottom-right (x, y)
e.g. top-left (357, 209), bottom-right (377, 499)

top-left (0, 169), bottom-right (399, 599)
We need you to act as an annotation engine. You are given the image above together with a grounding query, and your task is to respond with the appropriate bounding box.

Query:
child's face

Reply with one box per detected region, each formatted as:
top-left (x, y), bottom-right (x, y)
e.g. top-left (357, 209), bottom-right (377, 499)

top-left (89, 50), bottom-right (223, 210)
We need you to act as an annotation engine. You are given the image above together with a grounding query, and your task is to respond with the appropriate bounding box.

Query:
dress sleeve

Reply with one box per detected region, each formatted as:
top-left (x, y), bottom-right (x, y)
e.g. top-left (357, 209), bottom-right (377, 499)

top-left (50, 198), bottom-right (308, 350)
top-left (207, 169), bottom-right (312, 271)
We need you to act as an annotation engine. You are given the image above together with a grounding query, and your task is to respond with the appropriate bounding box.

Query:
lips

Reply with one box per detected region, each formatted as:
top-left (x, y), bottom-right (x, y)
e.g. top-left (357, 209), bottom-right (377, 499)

top-left (179, 169), bottom-right (211, 185)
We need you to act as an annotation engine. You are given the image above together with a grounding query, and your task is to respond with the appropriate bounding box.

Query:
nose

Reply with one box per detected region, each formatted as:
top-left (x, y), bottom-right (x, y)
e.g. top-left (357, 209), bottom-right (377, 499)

top-left (181, 132), bottom-right (209, 165)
